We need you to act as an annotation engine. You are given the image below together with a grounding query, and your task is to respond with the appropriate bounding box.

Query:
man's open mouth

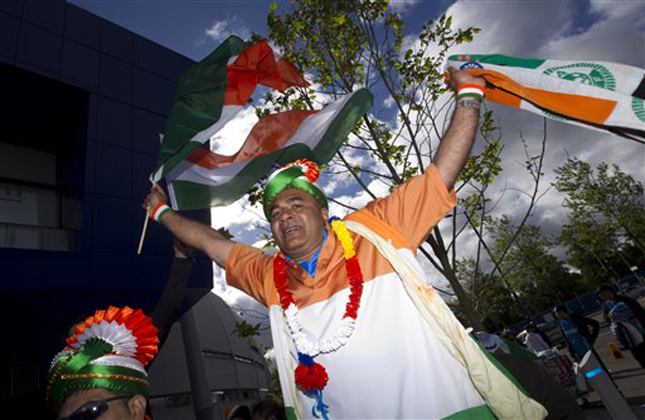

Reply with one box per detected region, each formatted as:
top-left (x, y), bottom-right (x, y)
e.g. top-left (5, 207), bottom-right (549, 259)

top-left (283, 226), bottom-right (301, 236)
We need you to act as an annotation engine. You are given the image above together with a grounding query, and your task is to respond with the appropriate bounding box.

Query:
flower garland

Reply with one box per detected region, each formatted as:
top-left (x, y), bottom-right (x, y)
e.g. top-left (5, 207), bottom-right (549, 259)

top-left (273, 216), bottom-right (364, 419)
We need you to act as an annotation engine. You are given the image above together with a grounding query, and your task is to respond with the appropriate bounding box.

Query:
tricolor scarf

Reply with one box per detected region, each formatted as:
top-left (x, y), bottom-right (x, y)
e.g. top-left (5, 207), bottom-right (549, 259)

top-left (448, 54), bottom-right (645, 142)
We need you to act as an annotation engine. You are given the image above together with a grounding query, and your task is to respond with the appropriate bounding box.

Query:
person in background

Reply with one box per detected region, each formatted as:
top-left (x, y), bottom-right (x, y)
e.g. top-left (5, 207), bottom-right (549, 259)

top-left (554, 305), bottom-right (599, 362)
top-left (597, 284), bottom-right (645, 330)
top-left (56, 239), bottom-right (193, 420)
top-left (48, 307), bottom-right (158, 420)
top-left (517, 323), bottom-right (553, 356)
top-left (606, 300), bottom-right (645, 367)
top-left (151, 239), bottom-right (194, 349)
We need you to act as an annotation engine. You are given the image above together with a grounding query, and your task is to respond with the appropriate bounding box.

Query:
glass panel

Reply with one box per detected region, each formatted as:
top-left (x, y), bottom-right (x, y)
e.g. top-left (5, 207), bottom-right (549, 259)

top-left (0, 183), bottom-right (58, 227)
top-left (0, 225), bottom-right (41, 249)
top-left (0, 143), bottom-right (56, 185)
top-left (61, 197), bottom-right (83, 230)
top-left (42, 228), bottom-right (71, 251)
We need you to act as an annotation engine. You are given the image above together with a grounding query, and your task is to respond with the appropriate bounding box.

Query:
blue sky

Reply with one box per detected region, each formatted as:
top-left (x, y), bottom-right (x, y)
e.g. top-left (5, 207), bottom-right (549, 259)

top-left (69, 0), bottom-right (446, 61)
top-left (70, 0), bottom-right (645, 343)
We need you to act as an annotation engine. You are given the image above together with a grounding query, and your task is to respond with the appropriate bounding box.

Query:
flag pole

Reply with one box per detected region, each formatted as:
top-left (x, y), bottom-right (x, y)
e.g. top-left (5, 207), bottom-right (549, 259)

top-left (137, 210), bottom-right (150, 255)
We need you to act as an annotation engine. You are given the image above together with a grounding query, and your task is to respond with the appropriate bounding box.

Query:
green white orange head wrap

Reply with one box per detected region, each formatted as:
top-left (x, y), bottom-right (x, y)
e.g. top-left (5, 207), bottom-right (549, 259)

top-left (46, 306), bottom-right (159, 415)
top-left (263, 159), bottom-right (328, 220)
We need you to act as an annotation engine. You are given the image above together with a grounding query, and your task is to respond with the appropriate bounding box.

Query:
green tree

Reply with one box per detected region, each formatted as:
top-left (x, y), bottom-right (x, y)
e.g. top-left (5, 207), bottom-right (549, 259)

top-left (487, 216), bottom-right (585, 312)
top-left (262, 0), bottom-right (498, 328)
top-left (554, 157), bottom-right (645, 251)
top-left (232, 319), bottom-right (262, 338)
top-left (455, 258), bottom-right (522, 328)
top-left (259, 0), bottom-right (557, 329)
top-left (559, 212), bottom-right (623, 286)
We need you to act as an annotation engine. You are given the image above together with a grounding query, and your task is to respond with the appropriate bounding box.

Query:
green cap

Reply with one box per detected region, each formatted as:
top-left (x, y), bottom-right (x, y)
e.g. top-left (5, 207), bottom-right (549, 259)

top-left (262, 164), bottom-right (327, 220)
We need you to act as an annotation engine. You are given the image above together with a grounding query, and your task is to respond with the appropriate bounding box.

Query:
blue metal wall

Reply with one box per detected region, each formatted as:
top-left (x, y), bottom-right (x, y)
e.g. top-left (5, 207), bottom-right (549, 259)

top-left (0, 1), bottom-right (213, 415)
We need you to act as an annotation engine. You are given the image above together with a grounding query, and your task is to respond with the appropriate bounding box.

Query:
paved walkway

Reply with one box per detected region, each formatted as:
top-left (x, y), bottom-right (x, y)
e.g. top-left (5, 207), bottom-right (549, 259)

top-left (578, 297), bottom-right (645, 419)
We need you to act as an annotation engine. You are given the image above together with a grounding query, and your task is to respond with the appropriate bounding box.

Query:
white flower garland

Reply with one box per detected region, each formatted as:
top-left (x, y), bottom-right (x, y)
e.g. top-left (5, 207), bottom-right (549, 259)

top-left (284, 303), bottom-right (357, 357)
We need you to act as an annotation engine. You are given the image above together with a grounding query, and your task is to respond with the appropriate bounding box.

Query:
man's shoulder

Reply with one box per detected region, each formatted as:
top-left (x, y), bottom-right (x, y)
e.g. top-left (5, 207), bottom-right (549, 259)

top-left (229, 242), bottom-right (273, 264)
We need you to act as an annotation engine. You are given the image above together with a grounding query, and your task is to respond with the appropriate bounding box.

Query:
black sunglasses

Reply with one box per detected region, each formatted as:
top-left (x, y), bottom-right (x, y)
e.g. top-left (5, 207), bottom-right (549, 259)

top-left (60, 395), bottom-right (132, 420)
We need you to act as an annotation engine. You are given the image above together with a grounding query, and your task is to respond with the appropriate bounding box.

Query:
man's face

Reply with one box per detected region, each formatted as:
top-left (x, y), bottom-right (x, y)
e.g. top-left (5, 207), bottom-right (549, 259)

top-left (269, 188), bottom-right (328, 261)
top-left (555, 310), bottom-right (567, 320)
top-left (58, 388), bottom-right (145, 420)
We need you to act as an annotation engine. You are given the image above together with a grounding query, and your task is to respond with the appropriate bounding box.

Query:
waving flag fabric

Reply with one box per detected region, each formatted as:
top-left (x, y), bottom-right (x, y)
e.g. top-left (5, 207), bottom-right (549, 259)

top-left (448, 54), bottom-right (645, 141)
top-left (153, 35), bottom-right (372, 210)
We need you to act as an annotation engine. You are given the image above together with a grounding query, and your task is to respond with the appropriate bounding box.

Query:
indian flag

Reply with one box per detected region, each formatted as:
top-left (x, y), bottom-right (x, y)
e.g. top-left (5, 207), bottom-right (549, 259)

top-left (152, 36), bottom-right (373, 210)
top-left (448, 54), bottom-right (645, 142)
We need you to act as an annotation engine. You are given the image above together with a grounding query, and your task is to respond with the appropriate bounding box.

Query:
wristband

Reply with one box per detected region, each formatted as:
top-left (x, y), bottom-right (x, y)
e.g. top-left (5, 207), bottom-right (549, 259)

top-left (456, 83), bottom-right (484, 101)
top-left (150, 202), bottom-right (172, 222)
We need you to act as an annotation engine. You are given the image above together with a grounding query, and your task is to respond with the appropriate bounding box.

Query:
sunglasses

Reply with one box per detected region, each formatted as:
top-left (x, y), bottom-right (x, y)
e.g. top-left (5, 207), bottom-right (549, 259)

top-left (60, 395), bottom-right (132, 420)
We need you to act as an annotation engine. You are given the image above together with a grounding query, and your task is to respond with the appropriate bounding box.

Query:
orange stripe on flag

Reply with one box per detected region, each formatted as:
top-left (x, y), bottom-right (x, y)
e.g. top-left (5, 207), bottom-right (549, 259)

top-left (468, 69), bottom-right (617, 124)
top-left (187, 109), bottom-right (318, 170)
top-left (224, 40), bottom-right (309, 106)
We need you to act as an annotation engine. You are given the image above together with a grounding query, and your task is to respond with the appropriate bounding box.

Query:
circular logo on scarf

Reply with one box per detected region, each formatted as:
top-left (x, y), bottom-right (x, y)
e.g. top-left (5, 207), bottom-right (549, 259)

top-left (543, 62), bottom-right (616, 91)
top-left (542, 63), bottom-right (616, 122)
top-left (460, 61), bottom-right (483, 70)
top-left (633, 97), bottom-right (645, 123)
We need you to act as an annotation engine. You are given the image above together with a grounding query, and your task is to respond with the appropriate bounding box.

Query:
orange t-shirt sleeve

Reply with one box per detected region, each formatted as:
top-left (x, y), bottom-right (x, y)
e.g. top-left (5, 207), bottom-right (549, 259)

top-left (362, 164), bottom-right (456, 249)
top-left (225, 243), bottom-right (272, 305)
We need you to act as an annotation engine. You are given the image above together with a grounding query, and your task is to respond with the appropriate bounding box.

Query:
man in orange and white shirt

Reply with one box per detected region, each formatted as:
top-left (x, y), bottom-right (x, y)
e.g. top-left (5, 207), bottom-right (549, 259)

top-left (145, 68), bottom-right (546, 419)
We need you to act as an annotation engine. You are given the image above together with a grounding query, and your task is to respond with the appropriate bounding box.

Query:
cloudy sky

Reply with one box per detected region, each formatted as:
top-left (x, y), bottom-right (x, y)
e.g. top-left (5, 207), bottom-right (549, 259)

top-left (72, 0), bottom-right (644, 342)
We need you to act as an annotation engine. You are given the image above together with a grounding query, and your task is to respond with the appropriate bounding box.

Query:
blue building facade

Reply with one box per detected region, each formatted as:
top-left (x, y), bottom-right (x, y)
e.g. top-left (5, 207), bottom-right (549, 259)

top-left (0, 1), bottom-right (213, 416)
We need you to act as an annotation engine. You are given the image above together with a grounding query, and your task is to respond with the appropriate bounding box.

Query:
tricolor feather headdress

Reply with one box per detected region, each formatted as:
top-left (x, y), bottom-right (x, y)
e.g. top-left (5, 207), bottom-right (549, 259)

top-left (46, 306), bottom-right (159, 415)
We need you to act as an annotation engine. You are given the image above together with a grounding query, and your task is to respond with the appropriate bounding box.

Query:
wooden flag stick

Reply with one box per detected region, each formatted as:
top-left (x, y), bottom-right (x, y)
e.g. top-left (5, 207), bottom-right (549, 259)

top-left (137, 210), bottom-right (150, 255)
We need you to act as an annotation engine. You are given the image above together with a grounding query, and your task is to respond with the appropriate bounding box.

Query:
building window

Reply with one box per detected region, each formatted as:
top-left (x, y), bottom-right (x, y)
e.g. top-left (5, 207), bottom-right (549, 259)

top-left (0, 62), bottom-right (88, 252)
top-left (0, 144), bottom-right (80, 251)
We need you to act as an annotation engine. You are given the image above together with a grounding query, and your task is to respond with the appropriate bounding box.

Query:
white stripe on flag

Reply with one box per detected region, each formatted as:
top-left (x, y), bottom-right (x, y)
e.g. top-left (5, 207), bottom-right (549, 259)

top-left (170, 91), bottom-right (359, 186)
top-left (151, 105), bottom-right (243, 182)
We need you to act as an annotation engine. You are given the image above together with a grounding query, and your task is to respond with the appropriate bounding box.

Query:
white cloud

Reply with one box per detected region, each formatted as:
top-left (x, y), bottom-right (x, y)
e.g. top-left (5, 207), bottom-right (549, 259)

top-left (390, 0), bottom-right (421, 13)
top-left (203, 16), bottom-right (252, 44)
top-left (380, 0), bottom-right (645, 289)
top-left (211, 0), bottom-right (644, 324)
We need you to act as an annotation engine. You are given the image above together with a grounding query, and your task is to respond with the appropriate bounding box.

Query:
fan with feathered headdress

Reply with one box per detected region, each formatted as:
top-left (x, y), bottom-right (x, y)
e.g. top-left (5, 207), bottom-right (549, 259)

top-left (47, 306), bottom-right (159, 415)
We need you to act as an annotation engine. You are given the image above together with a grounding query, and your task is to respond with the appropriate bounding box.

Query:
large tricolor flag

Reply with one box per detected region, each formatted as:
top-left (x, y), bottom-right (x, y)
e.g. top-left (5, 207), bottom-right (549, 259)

top-left (448, 54), bottom-right (645, 142)
top-left (152, 36), bottom-right (373, 210)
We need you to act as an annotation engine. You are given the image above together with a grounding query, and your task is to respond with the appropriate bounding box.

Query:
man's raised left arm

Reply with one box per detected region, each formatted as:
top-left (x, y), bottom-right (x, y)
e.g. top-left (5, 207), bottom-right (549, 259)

top-left (433, 67), bottom-right (486, 190)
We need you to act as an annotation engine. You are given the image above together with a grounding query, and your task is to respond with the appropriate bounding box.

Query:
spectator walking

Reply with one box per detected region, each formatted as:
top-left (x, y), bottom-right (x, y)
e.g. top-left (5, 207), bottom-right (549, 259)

top-left (597, 284), bottom-right (645, 329)
top-left (554, 305), bottom-right (599, 362)
top-left (607, 300), bottom-right (645, 367)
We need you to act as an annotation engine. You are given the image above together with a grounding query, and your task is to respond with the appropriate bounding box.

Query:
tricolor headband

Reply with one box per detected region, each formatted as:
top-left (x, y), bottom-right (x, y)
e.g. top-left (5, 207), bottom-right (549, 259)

top-left (263, 159), bottom-right (328, 220)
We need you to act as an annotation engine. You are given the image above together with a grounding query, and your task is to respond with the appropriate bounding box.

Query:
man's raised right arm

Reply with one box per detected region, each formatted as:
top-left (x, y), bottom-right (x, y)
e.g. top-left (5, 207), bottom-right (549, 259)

top-left (144, 184), bottom-right (234, 268)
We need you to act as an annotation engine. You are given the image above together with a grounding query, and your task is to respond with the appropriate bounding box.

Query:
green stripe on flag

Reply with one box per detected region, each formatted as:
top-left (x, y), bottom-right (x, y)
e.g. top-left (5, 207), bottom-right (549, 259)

top-left (307, 88), bottom-right (373, 164)
top-left (450, 54), bottom-right (546, 69)
top-left (156, 35), bottom-right (249, 167)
